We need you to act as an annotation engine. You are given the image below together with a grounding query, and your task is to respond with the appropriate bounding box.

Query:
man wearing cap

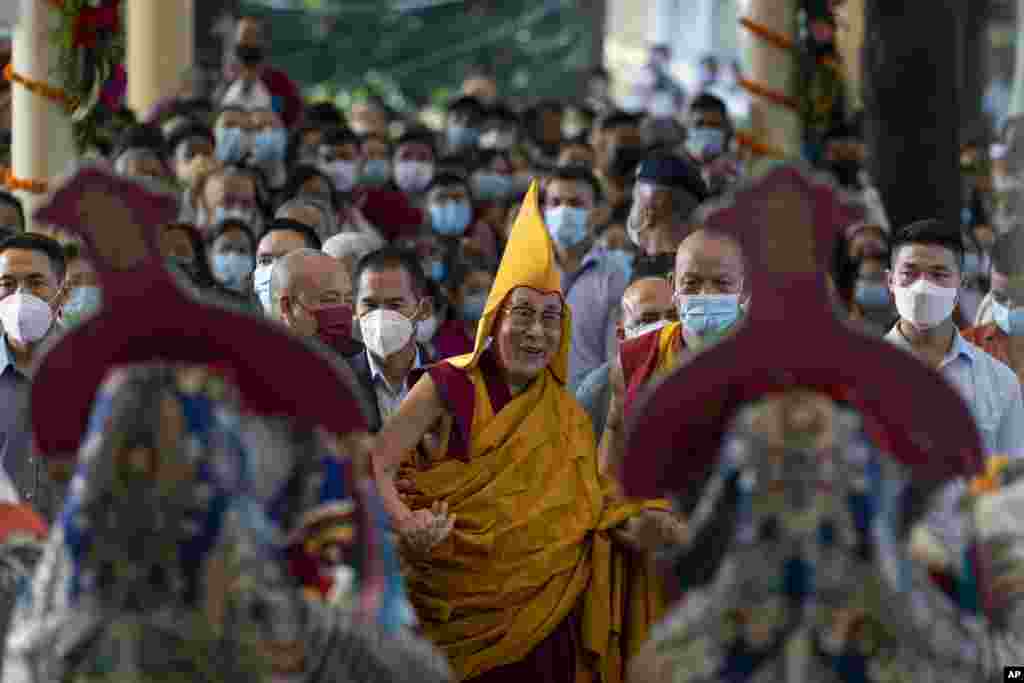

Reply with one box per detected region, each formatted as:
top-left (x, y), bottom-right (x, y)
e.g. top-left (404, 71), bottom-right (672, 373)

top-left (372, 182), bottom-right (685, 682)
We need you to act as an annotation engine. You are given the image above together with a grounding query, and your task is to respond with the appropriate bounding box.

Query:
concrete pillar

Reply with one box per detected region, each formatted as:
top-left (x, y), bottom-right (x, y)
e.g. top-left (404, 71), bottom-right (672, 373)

top-left (127, 0), bottom-right (194, 117)
top-left (651, 0), bottom-right (677, 48)
top-left (835, 0), bottom-right (865, 112)
top-left (11, 0), bottom-right (76, 234)
top-left (1010, 0), bottom-right (1024, 117)
top-left (741, 0), bottom-right (802, 169)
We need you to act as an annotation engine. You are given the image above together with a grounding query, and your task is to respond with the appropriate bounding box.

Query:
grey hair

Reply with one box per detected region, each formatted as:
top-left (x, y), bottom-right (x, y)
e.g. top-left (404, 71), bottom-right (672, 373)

top-left (322, 232), bottom-right (385, 264)
top-left (275, 197), bottom-right (338, 241)
top-left (268, 247), bottom-right (324, 307)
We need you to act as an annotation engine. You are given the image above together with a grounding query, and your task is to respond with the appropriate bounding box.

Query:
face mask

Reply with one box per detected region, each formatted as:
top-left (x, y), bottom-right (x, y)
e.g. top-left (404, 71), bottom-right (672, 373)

top-left (394, 161), bottom-right (435, 194)
top-left (686, 126), bottom-right (726, 161)
top-left (447, 125), bottom-right (480, 151)
top-left (250, 128), bottom-right (287, 166)
top-left (215, 126), bottom-right (248, 164)
top-left (361, 159), bottom-right (392, 186)
top-left (235, 44), bottom-right (265, 66)
top-left (853, 281), bottom-right (891, 311)
top-left (479, 130), bottom-right (516, 150)
top-left (430, 200), bottom-right (473, 237)
top-left (212, 252), bottom-right (254, 292)
top-left (0, 291), bottom-right (53, 345)
top-left (544, 206), bottom-right (590, 249)
top-left (473, 173), bottom-right (513, 201)
top-left (313, 303), bottom-right (355, 349)
top-left (829, 160), bottom-right (862, 189)
top-left (60, 286), bottom-right (102, 328)
top-left (625, 319), bottom-right (669, 340)
top-left (993, 301), bottom-right (1024, 337)
top-left (962, 251), bottom-right (983, 277)
top-left (459, 293), bottom-right (488, 322)
top-left (253, 263), bottom-right (274, 311)
top-left (893, 278), bottom-right (958, 330)
top-left (426, 260), bottom-right (447, 283)
top-left (360, 309), bottom-right (415, 359)
top-left (416, 314), bottom-right (441, 344)
top-left (605, 249), bottom-right (635, 283)
top-left (320, 160), bottom-right (360, 194)
top-left (675, 293), bottom-right (741, 343)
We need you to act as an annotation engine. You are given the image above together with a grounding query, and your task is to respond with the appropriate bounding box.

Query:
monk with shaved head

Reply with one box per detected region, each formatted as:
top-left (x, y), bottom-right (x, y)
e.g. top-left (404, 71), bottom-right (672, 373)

top-left (619, 276), bottom-right (677, 341)
top-left (599, 228), bottom-right (747, 470)
top-left (270, 248), bottom-right (359, 356)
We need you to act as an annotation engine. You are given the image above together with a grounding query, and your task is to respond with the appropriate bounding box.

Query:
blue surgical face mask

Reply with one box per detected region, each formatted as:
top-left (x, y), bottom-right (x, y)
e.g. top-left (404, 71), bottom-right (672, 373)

top-left (993, 300), bottom-right (1024, 336)
top-left (426, 260), bottom-right (447, 283)
top-left (60, 285), bottom-right (102, 328)
top-left (215, 126), bottom-right (248, 164)
top-left (430, 200), bottom-right (473, 236)
top-left (853, 280), bottom-right (891, 311)
top-left (212, 252), bottom-right (255, 292)
top-left (605, 248), bottom-right (635, 283)
top-left (361, 159), bottom-right (392, 186)
top-left (685, 126), bottom-right (727, 161)
top-left (253, 263), bottom-right (274, 311)
top-left (447, 124), bottom-right (480, 151)
top-left (544, 206), bottom-right (590, 249)
top-left (250, 128), bottom-right (287, 166)
top-left (675, 293), bottom-right (741, 345)
top-left (472, 173), bottom-right (513, 201)
top-left (962, 251), bottom-right (983, 277)
top-left (459, 292), bottom-right (488, 322)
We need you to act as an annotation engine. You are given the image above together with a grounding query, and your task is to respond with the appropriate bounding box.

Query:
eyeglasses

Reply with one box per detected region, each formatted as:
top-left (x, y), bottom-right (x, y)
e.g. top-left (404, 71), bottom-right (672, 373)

top-left (502, 305), bottom-right (563, 331)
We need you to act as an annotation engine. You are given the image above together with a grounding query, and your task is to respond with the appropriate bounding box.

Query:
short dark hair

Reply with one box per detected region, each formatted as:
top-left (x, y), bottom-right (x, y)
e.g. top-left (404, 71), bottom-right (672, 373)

top-left (597, 111), bottom-right (642, 134)
top-left (0, 233), bottom-right (67, 282)
top-left (320, 126), bottom-right (360, 148)
top-left (354, 247), bottom-right (428, 299)
top-left (166, 121), bottom-right (214, 154)
top-left (258, 218), bottom-right (322, 251)
top-left (207, 218), bottom-right (256, 252)
top-left (690, 93), bottom-right (729, 121)
top-left (991, 228), bottom-right (1024, 278)
top-left (306, 102), bottom-right (345, 127)
top-left (427, 171), bottom-right (472, 196)
top-left (113, 123), bottom-right (168, 162)
top-left (396, 127), bottom-right (438, 156)
top-left (890, 219), bottom-right (964, 270)
top-left (446, 96), bottom-right (486, 123)
top-left (0, 191), bottom-right (25, 231)
top-left (544, 165), bottom-right (604, 204)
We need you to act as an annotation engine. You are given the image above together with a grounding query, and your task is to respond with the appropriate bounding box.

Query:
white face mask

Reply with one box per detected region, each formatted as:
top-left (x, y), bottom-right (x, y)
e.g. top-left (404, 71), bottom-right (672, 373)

top-left (360, 309), bottom-right (415, 359)
top-left (394, 161), bottom-right (435, 194)
top-left (893, 278), bottom-right (958, 331)
top-left (253, 263), bottom-right (274, 312)
top-left (416, 313), bottom-right (441, 344)
top-left (625, 319), bottom-right (669, 340)
top-left (320, 160), bottom-right (360, 193)
top-left (0, 291), bottom-right (53, 345)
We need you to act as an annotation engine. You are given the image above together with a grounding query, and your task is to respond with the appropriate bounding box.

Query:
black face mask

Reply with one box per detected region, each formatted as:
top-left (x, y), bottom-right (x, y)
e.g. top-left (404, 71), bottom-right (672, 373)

top-left (828, 160), bottom-right (861, 189)
top-left (608, 145), bottom-right (647, 179)
top-left (235, 44), bottom-right (265, 67)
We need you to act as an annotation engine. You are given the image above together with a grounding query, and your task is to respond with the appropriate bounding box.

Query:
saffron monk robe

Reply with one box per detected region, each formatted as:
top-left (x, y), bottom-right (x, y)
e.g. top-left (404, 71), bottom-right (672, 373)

top-left (600, 228), bottom-right (748, 473)
top-left (372, 182), bottom-right (688, 683)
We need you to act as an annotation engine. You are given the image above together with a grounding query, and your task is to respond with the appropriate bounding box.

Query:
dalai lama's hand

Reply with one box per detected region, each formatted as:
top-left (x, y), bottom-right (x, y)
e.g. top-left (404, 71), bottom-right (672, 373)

top-left (611, 509), bottom-right (689, 553)
top-left (397, 501), bottom-right (456, 558)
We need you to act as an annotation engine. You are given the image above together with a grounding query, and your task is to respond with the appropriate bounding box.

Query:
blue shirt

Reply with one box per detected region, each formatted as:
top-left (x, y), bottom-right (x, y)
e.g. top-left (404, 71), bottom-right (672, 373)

top-left (887, 325), bottom-right (1024, 558)
top-left (562, 248), bottom-right (629, 388)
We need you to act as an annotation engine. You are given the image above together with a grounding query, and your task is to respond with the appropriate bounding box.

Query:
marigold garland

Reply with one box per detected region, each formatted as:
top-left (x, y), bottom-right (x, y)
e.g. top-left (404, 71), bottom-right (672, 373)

top-left (738, 17), bottom-right (794, 52)
top-left (0, 166), bottom-right (49, 194)
top-left (734, 131), bottom-right (785, 159)
top-left (3, 63), bottom-right (78, 114)
top-left (737, 75), bottom-right (798, 111)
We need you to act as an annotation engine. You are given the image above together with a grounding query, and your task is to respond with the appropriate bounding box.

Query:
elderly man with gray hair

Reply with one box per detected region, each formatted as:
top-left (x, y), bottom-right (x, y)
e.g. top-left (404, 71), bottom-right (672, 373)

top-left (276, 196), bottom-right (340, 241)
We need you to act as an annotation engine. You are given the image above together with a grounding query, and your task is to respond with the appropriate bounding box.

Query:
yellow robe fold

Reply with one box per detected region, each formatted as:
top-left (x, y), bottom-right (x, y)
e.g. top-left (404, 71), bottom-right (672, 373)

top-left (403, 359), bottom-right (669, 682)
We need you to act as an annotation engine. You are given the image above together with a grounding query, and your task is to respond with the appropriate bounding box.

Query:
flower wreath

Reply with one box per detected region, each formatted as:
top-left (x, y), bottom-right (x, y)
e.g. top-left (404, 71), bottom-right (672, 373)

top-left (47, 0), bottom-right (124, 151)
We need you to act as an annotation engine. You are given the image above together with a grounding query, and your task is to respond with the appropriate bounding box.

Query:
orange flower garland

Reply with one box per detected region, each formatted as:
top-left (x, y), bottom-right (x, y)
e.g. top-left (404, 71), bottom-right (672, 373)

top-left (1, 167), bottom-right (49, 194)
top-left (738, 17), bottom-right (794, 52)
top-left (735, 16), bottom-right (801, 159)
top-left (3, 63), bottom-right (78, 114)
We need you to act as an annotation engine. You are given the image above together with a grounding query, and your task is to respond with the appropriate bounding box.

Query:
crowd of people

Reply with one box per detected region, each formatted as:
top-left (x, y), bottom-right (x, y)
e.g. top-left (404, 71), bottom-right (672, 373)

top-left (0, 10), bottom-right (1021, 682)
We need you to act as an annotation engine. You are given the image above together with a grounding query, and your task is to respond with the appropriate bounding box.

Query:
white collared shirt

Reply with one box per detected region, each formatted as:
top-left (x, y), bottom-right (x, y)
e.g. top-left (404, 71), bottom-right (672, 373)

top-left (366, 346), bottom-right (426, 421)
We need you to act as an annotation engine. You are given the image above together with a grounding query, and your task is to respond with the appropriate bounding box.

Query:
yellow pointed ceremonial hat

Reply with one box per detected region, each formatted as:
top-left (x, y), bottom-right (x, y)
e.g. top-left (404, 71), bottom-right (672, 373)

top-left (448, 180), bottom-right (572, 383)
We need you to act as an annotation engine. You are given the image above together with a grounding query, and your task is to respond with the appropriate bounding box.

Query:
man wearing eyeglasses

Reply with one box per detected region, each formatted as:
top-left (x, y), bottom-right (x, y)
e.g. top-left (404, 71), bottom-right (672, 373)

top-left (372, 183), bottom-right (686, 682)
